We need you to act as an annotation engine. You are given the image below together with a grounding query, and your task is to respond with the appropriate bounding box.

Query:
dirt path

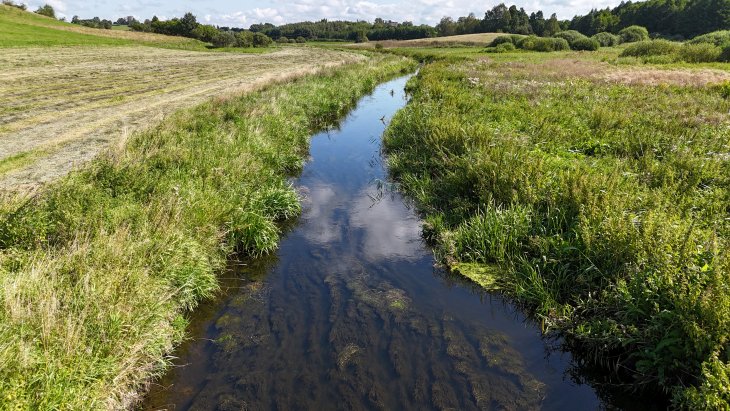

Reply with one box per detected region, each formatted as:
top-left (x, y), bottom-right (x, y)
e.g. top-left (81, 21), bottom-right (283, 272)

top-left (0, 46), bottom-right (364, 192)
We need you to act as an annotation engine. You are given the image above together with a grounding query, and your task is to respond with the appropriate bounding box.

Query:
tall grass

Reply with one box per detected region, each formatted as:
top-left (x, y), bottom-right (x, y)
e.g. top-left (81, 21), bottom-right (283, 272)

top-left (384, 57), bottom-right (730, 408)
top-left (0, 54), bottom-right (415, 409)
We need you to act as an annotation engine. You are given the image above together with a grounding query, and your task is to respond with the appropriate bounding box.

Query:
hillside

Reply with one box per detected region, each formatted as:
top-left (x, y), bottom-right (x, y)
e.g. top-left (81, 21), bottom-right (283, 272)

top-left (0, 5), bottom-right (205, 48)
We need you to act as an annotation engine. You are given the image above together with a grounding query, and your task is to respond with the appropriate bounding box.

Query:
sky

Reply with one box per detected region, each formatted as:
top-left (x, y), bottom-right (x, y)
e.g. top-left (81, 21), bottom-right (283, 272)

top-left (22, 0), bottom-right (623, 28)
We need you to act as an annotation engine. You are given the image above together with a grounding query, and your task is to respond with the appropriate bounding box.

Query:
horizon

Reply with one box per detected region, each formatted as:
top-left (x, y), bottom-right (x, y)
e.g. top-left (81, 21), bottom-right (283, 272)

top-left (18, 0), bottom-right (624, 29)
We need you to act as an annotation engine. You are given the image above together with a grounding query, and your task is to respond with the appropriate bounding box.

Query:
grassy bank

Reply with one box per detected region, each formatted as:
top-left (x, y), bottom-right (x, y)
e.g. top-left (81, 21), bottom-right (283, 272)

top-left (383, 52), bottom-right (729, 408)
top-left (0, 54), bottom-right (415, 409)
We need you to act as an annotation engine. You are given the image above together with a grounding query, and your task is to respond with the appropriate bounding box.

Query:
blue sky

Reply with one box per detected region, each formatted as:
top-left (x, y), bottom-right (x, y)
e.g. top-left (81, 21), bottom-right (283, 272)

top-left (23, 0), bottom-right (623, 28)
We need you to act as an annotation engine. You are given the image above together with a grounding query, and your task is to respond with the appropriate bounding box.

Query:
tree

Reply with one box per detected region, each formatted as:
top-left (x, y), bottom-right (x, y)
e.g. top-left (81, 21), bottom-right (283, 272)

top-left (252, 32), bottom-right (273, 47)
top-left (529, 11), bottom-right (546, 36)
top-left (353, 30), bottom-right (368, 43)
top-left (436, 17), bottom-right (456, 36)
top-left (191, 24), bottom-right (220, 43)
top-left (545, 13), bottom-right (561, 36)
top-left (35, 4), bottom-right (55, 18)
top-left (212, 31), bottom-right (236, 47)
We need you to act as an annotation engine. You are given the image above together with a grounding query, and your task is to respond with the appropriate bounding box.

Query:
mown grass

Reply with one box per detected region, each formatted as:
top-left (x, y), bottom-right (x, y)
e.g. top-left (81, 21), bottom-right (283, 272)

top-left (383, 53), bottom-right (730, 408)
top-left (0, 54), bottom-right (415, 409)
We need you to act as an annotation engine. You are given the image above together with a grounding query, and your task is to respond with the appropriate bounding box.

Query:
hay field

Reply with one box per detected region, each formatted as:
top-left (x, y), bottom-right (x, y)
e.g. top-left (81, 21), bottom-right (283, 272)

top-left (353, 33), bottom-right (503, 48)
top-left (0, 46), bottom-right (364, 192)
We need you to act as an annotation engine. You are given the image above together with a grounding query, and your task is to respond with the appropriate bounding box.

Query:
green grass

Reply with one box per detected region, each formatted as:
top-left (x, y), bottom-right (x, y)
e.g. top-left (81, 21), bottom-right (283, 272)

top-left (0, 10), bottom-right (131, 47)
top-left (0, 54), bottom-right (415, 409)
top-left (383, 50), bottom-right (730, 408)
top-left (0, 5), bottom-right (206, 49)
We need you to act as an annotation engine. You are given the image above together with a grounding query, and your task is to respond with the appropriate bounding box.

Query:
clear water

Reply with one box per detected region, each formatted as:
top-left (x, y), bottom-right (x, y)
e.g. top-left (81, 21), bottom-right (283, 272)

top-left (142, 75), bottom-right (606, 410)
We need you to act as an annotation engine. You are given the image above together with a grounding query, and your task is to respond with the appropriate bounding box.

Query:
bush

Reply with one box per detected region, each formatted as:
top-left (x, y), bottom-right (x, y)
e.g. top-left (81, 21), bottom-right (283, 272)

top-left (720, 44), bottom-right (730, 62)
top-left (491, 35), bottom-right (515, 47)
top-left (212, 31), bottom-right (236, 48)
top-left (295, 36), bottom-right (306, 43)
top-left (489, 34), bottom-right (524, 47)
top-left (592, 32), bottom-right (620, 47)
top-left (555, 30), bottom-right (589, 47)
top-left (619, 25), bottom-right (649, 43)
top-left (276, 36), bottom-right (289, 44)
top-left (374, 43), bottom-right (384, 50)
top-left (679, 43), bottom-right (722, 63)
top-left (34, 4), bottom-right (55, 18)
top-left (571, 37), bottom-right (600, 51)
top-left (495, 42), bottom-right (516, 52)
top-left (517, 36), bottom-right (570, 52)
top-left (2, 0), bottom-right (26, 10)
top-left (620, 39), bottom-right (681, 57)
top-left (689, 30), bottom-right (730, 46)
top-left (252, 32), bottom-right (273, 47)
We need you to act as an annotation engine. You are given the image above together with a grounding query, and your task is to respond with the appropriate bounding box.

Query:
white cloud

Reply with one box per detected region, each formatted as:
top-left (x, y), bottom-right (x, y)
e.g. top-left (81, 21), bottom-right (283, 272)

top-left (52, 0), bottom-right (632, 28)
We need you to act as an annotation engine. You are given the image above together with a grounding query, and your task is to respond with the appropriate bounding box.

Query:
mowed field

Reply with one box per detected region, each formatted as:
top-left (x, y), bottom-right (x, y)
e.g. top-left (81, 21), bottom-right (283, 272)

top-left (352, 33), bottom-right (503, 48)
top-left (0, 46), bottom-right (364, 192)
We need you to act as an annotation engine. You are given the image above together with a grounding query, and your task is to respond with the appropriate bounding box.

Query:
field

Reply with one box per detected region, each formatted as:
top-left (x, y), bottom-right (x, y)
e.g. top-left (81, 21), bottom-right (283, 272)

top-left (351, 33), bottom-right (503, 49)
top-left (383, 46), bottom-right (730, 408)
top-left (0, 4), bottom-right (206, 48)
top-left (0, 46), bottom-right (364, 192)
top-left (0, 53), bottom-right (414, 409)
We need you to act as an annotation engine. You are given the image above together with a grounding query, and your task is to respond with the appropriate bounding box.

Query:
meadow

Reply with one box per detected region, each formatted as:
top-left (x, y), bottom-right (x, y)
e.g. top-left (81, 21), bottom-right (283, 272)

top-left (0, 45), bottom-right (362, 192)
top-left (383, 46), bottom-right (730, 408)
top-left (0, 5), bottom-right (419, 408)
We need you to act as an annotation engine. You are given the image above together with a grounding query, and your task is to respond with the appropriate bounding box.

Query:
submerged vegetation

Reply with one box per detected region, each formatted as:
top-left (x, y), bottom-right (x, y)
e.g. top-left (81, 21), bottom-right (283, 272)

top-left (383, 50), bottom-right (730, 408)
top-left (0, 54), bottom-right (415, 409)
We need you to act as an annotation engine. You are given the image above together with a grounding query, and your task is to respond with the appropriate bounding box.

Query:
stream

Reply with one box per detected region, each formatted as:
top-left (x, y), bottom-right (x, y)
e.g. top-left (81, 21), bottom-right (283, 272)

top-left (142, 75), bottom-right (606, 410)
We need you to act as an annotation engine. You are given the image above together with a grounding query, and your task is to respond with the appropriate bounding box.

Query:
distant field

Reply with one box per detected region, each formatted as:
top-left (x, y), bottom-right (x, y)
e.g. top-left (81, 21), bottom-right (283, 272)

top-left (352, 33), bottom-right (503, 48)
top-left (0, 46), bottom-right (364, 191)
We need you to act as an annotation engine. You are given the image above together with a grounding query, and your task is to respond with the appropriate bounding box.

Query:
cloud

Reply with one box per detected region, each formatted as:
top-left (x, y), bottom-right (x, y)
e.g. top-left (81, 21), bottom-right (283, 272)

top-left (53, 0), bottom-right (630, 28)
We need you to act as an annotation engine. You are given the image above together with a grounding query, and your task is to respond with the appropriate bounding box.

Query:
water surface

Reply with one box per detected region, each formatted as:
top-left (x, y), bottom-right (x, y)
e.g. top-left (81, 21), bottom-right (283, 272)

top-left (143, 75), bottom-right (602, 410)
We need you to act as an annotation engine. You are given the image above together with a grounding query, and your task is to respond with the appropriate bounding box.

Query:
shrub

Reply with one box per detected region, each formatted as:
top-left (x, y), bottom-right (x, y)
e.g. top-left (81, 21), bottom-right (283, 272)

top-left (34, 4), bottom-right (55, 18)
top-left (572, 37), bottom-right (600, 51)
top-left (252, 32), bottom-right (273, 47)
top-left (517, 36), bottom-right (570, 52)
top-left (720, 44), bottom-right (730, 62)
top-left (489, 34), bottom-right (524, 47)
top-left (374, 43), bottom-right (384, 50)
top-left (212, 31), bottom-right (236, 48)
top-left (276, 36), bottom-right (289, 44)
top-left (495, 42), bottom-right (516, 52)
top-left (554, 30), bottom-right (589, 47)
top-left (295, 36), bottom-right (306, 43)
top-left (689, 30), bottom-right (730, 46)
top-left (491, 35), bottom-right (515, 47)
top-left (620, 39), bottom-right (681, 57)
top-left (2, 0), bottom-right (26, 10)
top-left (619, 25), bottom-right (649, 43)
top-left (592, 32), bottom-right (620, 47)
top-left (679, 43), bottom-right (722, 63)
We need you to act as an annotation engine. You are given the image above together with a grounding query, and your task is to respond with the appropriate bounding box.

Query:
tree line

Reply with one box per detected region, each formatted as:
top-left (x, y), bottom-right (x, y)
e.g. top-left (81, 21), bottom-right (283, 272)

top-left (571, 0), bottom-right (730, 39)
top-left (249, 19), bottom-right (437, 42)
top-left (127, 13), bottom-right (273, 48)
top-left (440, 1), bottom-right (730, 39)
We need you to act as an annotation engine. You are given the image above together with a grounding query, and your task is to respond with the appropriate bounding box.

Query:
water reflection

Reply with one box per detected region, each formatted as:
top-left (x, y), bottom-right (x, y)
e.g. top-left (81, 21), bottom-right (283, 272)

top-left (142, 75), bottom-right (604, 410)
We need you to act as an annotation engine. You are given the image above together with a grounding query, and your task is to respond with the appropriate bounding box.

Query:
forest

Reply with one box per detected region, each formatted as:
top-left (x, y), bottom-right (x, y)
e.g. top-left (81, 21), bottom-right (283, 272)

top-left (439, 1), bottom-right (730, 38)
top-left (250, 19), bottom-right (437, 42)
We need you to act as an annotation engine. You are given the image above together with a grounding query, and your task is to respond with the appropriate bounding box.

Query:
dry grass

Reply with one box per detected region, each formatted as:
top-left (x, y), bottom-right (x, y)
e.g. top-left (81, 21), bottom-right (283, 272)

top-left (481, 57), bottom-right (730, 86)
top-left (352, 33), bottom-right (503, 49)
top-left (0, 46), bottom-right (364, 192)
